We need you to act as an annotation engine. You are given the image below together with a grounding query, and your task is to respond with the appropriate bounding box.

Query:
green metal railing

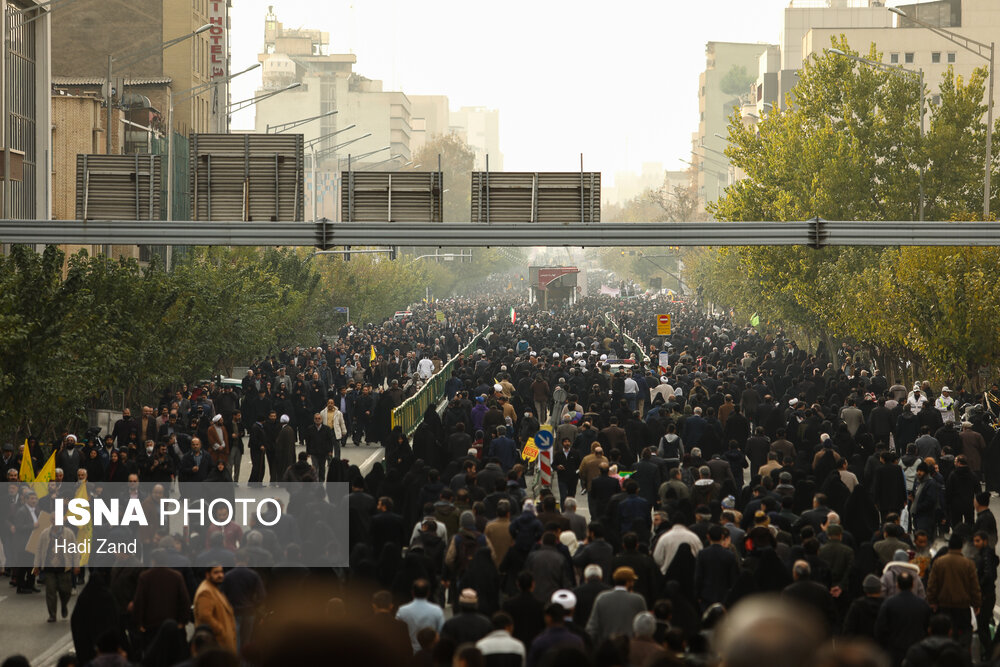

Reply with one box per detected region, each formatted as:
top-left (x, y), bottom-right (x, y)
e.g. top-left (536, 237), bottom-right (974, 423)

top-left (391, 325), bottom-right (492, 436)
top-left (604, 311), bottom-right (650, 363)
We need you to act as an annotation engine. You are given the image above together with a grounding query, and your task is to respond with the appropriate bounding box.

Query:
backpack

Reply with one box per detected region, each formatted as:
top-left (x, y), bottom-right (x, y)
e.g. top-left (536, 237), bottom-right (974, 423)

top-left (659, 434), bottom-right (683, 460)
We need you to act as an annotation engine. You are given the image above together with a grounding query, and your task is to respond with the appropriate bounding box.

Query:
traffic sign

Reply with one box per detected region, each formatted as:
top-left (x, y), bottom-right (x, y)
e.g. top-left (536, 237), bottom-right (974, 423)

top-left (534, 426), bottom-right (554, 450)
top-left (656, 313), bottom-right (672, 336)
top-left (522, 438), bottom-right (539, 462)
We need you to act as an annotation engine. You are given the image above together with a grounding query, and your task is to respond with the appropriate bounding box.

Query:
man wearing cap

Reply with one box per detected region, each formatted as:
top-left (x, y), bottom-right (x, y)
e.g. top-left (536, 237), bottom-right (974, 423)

top-left (585, 566), bottom-right (646, 644)
top-left (843, 574), bottom-right (884, 640)
top-left (935, 387), bottom-right (956, 424)
top-left (441, 588), bottom-right (493, 645)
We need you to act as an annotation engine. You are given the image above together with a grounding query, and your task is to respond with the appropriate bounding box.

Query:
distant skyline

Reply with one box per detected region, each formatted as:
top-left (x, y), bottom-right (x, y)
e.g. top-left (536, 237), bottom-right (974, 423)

top-left (229, 0), bottom-right (920, 183)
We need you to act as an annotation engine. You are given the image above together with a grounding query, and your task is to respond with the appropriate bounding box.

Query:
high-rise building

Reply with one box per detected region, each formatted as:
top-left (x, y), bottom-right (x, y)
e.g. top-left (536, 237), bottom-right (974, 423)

top-left (2, 0), bottom-right (53, 220)
top-left (49, 0), bottom-right (229, 139)
top-left (695, 41), bottom-right (775, 212)
top-left (409, 94), bottom-right (450, 155)
top-left (450, 106), bottom-right (502, 171)
top-left (254, 9), bottom-right (411, 164)
top-left (253, 10), bottom-right (414, 219)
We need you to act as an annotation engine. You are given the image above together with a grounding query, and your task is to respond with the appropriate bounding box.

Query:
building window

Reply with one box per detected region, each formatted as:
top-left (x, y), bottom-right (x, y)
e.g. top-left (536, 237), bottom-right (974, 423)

top-left (904, 52), bottom-right (914, 64)
top-left (948, 52), bottom-right (956, 63)
top-left (931, 52), bottom-right (941, 63)
top-left (932, 94), bottom-right (941, 105)
top-left (890, 53), bottom-right (899, 64)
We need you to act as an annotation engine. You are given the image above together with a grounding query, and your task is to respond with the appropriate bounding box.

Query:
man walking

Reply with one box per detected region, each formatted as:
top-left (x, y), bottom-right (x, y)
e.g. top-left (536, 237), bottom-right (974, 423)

top-left (926, 534), bottom-right (981, 652)
top-left (194, 566), bottom-right (238, 654)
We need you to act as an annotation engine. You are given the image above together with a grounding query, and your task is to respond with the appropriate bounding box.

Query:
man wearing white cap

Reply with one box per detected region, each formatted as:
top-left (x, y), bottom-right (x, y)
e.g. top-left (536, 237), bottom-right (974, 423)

top-left (935, 387), bottom-right (956, 424)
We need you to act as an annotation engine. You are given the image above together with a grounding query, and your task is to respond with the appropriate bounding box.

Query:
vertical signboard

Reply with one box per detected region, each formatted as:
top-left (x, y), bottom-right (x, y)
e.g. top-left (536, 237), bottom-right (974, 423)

top-left (208, 0), bottom-right (228, 80)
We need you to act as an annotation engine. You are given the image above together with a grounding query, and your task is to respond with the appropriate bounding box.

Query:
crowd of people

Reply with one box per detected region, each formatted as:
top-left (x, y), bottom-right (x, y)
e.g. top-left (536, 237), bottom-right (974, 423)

top-left (3, 290), bottom-right (1000, 667)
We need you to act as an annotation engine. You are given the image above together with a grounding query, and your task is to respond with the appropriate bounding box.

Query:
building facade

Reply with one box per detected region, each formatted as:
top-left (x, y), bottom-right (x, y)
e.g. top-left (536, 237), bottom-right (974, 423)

top-left (49, 0), bottom-right (228, 139)
top-left (803, 0), bottom-right (1000, 117)
top-left (695, 41), bottom-right (774, 212)
top-left (449, 106), bottom-right (502, 171)
top-left (3, 0), bottom-right (52, 221)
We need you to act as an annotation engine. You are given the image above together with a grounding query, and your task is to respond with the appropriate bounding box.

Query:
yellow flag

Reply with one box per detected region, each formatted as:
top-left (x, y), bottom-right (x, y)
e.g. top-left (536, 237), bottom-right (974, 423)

top-left (19, 439), bottom-right (34, 483)
top-left (33, 452), bottom-right (56, 498)
top-left (74, 482), bottom-right (92, 566)
top-left (370, 345), bottom-right (376, 362)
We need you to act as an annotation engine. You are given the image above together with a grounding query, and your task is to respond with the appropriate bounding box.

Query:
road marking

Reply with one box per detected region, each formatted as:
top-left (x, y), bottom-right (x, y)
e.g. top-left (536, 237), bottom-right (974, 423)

top-left (30, 631), bottom-right (72, 667)
top-left (360, 448), bottom-right (384, 475)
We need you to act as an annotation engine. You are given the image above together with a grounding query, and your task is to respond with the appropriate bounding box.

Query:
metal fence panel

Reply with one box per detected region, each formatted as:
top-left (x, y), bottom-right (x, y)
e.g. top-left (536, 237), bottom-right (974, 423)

top-left (392, 326), bottom-right (491, 437)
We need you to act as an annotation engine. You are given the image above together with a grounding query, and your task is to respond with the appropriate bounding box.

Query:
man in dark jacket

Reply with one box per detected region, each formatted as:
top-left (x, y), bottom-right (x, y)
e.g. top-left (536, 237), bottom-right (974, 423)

top-left (782, 560), bottom-right (838, 638)
top-left (588, 465), bottom-right (619, 521)
top-left (487, 426), bottom-right (520, 472)
top-left (973, 530), bottom-right (998, 661)
top-left (303, 412), bottom-right (334, 482)
top-left (945, 456), bottom-right (977, 528)
top-left (553, 438), bottom-right (581, 500)
top-left (694, 525), bottom-right (740, 610)
top-left (502, 571), bottom-right (546, 648)
top-left (902, 614), bottom-right (969, 667)
top-left (441, 589), bottom-right (493, 645)
top-left (842, 574), bottom-right (883, 640)
top-left (875, 571), bottom-right (931, 667)
top-left (630, 448), bottom-right (662, 507)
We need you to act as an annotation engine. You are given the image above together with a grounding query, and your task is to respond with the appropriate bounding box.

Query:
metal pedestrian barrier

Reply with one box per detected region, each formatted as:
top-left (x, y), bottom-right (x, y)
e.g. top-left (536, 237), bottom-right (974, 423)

top-left (604, 311), bottom-right (650, 363)
top-left (391, 325), bottom-right (492, 437)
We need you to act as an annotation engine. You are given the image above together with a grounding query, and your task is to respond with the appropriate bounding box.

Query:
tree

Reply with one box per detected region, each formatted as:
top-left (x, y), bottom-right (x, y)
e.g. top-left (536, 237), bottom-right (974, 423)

top-left (720, 65), bottom-right (755, 97)
top-left (407, 132), bottom-right (477, 222)
top-left (689, 37), bottom-right (1000, 386)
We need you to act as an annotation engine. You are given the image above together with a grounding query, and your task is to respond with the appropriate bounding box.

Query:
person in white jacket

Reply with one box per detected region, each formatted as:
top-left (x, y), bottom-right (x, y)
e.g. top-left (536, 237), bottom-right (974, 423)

top-left (319, 399), bottom-right (348, 451)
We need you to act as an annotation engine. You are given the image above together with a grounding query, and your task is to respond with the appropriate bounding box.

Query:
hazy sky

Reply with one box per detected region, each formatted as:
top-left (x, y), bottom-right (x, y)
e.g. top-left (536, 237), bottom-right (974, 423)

top-left (228, 1), bottom-right (806, 180)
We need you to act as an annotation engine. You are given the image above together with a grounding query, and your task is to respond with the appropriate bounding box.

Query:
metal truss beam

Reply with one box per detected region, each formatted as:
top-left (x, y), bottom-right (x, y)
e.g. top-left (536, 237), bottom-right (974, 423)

top-left (1, 219), bottom-right (999, 247)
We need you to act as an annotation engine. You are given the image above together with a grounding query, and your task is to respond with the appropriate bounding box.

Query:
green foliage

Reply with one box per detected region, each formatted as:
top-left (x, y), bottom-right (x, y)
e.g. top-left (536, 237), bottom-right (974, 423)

top-left (407, 132), bottom-right (477, 222)
top-left (0, 246), bottom-right (326, 441)
top-left (690, 37), bottom-right (1000, 387)
top-left (720, 65), bottom-right (755, 97)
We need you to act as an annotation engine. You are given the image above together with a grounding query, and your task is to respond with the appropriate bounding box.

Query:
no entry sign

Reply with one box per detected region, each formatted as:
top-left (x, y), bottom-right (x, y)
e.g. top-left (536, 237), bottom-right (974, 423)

top-left (656, 313), bottom-right (672, 336)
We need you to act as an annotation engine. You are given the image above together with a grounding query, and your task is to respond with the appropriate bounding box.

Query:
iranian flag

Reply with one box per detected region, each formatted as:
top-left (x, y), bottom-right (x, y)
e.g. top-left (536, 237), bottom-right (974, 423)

top-left (510, 307), bottom-right (516, 324)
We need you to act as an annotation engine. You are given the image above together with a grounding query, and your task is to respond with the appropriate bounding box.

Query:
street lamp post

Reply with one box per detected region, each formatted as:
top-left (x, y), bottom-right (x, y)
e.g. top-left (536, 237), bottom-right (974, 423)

top-left (889, 6), bottom-right (994, 218)
top-left (106, 24), bottom-right (211, 154)
top-left (826, 47), bottom-right (925, 221)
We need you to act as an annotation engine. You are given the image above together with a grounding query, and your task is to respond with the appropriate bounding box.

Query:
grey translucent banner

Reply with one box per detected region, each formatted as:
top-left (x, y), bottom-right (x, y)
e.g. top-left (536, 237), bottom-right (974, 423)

top-left (2, 481), bottom-right (349, 568)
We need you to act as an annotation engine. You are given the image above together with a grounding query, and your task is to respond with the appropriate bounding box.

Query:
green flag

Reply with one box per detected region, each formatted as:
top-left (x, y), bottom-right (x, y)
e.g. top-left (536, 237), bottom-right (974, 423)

top-left (750, 313), bottom-right (760, 328)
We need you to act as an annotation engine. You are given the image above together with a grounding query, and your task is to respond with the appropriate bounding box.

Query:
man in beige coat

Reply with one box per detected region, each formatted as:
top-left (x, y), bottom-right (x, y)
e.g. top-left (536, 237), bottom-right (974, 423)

top-left (32, 523), bottom-right (80, 622)
top-left (194, 565), bottom-right (238, 654)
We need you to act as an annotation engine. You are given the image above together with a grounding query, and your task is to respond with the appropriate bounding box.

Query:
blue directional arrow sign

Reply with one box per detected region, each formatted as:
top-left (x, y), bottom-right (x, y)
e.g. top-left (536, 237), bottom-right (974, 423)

top-left (534, 425), bottom-right (554, 451)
